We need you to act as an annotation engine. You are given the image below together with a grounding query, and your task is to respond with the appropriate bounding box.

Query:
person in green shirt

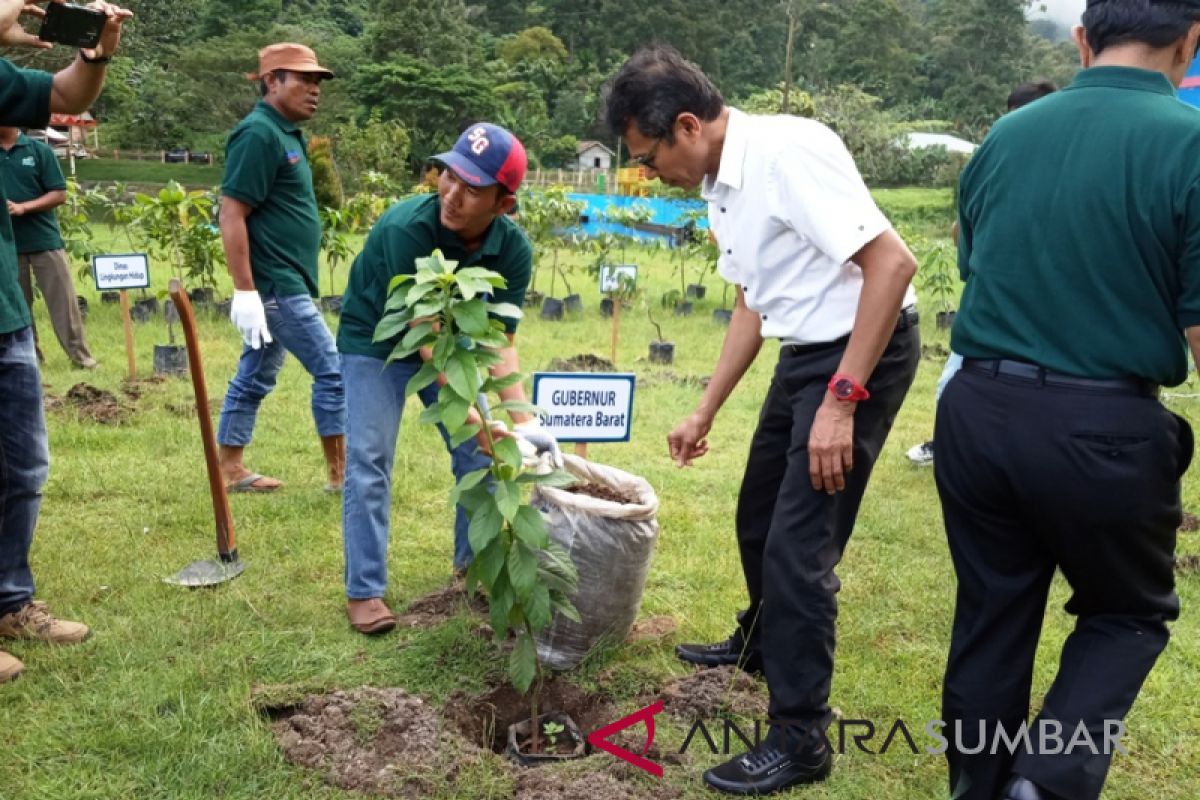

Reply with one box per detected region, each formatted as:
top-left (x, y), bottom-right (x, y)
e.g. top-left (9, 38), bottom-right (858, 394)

top-left (936, 3), bottom-right (1200, 799)
top-left (339, 123), bottom-right (561, 635)
top-left (0, 0), bottom-right (132, 686)
top-left (216, 43), bottom-right (345, 495)
top-left (0, 126), bottom-right (96, 369)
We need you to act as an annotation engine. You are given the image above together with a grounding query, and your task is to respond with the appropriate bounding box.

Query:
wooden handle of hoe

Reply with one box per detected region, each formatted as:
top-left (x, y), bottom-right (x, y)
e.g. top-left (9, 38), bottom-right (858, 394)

top-left (168, 279), bottom-right (237, 561)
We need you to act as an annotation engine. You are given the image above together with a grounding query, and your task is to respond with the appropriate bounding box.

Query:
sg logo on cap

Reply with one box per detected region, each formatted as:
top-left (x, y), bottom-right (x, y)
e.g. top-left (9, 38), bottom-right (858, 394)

top-left (467, 127), bottom-right (491, 155)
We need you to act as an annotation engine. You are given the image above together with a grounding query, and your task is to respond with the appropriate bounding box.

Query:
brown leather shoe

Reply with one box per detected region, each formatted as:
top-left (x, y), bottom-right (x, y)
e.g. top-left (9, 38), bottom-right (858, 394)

top-left (0, 649), bottom-right (23, 683)
top-left (0, 601), bottom-right (90, 645)
top-left (346, 598), bottom-right (397, 635)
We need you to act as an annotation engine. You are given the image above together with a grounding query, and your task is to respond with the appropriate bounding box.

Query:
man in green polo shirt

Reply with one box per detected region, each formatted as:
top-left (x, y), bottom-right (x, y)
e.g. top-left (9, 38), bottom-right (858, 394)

top-left (0, 125), bottom-right (97, 369)
top-left (0, 0), bottom-right (132, 686)
top-left (216, 43), bottom-right (345, 494)
top-left (339, 123), bottom-right (561, 635)
top-left (935, 3), bottom-right (1200, 799)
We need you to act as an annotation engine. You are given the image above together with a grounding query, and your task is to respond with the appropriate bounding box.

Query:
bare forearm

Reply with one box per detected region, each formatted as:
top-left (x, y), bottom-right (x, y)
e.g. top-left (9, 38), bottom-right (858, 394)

top-left (50, 59), bottom-right (108, 115)
top-left (834, 231), bottom-right (917, 384)
top-left (14, 190), bottom-right (66, 215)
top-left (695, 290), bottom-right (763, 422)
top-left (219, 211), bottom-right (255, 291)
top-left (491, 343), bottom-right (533, 424)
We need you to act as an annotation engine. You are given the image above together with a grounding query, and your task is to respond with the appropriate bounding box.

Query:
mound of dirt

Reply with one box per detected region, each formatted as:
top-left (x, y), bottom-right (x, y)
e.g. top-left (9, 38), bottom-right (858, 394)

top-left (627, 616), bottom-right (677, 643)
top-left (547, 354), bottom-right (615, 373)
top-left (63, 382), bottom-right (127, 424)
top-left (1176, 554), bottom-right (1200, 574)
top-left (1180, 512), bottom-right (1199, 533)
top-left (660, 666), bottom-right (767, 720)
top-left (396, 582), bottom-right (488, 629)
top-left (271, 687), bottom-right (482, 798)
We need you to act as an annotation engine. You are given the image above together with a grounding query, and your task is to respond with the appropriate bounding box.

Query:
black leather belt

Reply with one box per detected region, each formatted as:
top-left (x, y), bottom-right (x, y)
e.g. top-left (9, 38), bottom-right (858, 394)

top-left (782, 306), bottom-right (918, 357)
top-left (962, 358), bottom-right (1159, 397)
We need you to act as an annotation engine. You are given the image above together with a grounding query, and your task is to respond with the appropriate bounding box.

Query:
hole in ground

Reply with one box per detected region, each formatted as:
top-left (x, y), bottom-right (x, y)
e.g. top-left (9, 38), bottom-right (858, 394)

top-left (445, 677), bottom-right (616, 755)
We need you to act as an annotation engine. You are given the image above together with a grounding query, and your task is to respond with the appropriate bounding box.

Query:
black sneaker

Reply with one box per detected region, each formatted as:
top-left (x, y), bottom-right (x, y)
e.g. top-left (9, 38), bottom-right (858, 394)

top-left (704, 737), bottom-right (832, 795)
top-left (676, 628), bottom-right (762, 673)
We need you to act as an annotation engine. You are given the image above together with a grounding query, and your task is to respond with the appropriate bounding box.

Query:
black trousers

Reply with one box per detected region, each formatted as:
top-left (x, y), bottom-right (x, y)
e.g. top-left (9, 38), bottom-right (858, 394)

top-left (734, 326), bottom-right (918, 730)
top-left (935, 366), bottom-right (1191, 800)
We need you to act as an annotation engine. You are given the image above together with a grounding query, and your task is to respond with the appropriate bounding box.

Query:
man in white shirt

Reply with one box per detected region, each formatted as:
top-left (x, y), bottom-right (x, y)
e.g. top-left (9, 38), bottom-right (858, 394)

top-left (604, 46), bottom-right (919, 794)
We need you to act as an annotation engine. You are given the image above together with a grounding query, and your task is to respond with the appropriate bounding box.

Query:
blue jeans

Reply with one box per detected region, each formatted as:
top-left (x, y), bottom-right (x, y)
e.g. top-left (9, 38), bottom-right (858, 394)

top-left (217, 293), bottom-right (345, 446)
top-left (0, 328), bottom-right (49, 617)
top-left (341, 353), bottom-right (491, 597)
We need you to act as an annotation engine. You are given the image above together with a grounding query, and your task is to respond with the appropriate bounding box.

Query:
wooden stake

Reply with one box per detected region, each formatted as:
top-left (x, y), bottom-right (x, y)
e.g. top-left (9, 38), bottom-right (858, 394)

top-left (610, 294), bottom-right (620, 367)
top-left (119, 289), bottom-right (136, 379)
top-left (574, 442), bottom-right (588, 459)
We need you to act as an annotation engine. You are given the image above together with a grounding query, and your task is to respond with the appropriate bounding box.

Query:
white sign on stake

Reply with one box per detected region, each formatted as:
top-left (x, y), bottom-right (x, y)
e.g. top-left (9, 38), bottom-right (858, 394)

top-left (532, 372), bottom-right (636, 443)
top-left (599, 264), bottom-right (638, 294)
top-left (93, 253), bottom-right (151, 291)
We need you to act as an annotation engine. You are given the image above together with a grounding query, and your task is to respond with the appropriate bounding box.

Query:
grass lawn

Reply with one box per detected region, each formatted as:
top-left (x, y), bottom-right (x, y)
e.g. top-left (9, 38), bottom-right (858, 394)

top-left (1, 219), bottom-right (1197, 799)
top-left (72, 159), bottom-right (224, 188)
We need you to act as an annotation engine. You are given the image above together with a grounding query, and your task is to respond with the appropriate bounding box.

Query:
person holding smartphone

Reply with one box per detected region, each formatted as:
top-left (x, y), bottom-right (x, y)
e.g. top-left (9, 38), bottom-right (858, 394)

top-left (0, 0), bottom-right (132, 685)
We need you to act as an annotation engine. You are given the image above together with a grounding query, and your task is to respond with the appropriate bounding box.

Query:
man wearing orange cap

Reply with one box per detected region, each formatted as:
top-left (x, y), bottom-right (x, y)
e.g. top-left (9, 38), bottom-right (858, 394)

top-left (216, 43), bottom-right (345, 495)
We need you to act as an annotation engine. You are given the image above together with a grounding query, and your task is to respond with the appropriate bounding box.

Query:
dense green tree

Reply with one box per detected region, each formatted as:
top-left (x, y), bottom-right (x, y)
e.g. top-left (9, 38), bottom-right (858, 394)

top-left (364, 0), bottom-right (485, 66)
top-left (352, 56), bottom-right (500, 166)
top-left (197, 0), bottom-right (280, 41)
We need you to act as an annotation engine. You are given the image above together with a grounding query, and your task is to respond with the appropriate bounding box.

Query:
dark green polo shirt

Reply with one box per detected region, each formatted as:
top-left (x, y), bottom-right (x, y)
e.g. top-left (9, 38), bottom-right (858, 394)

top-left (0, 134), bottom-right (66, 254)
top-left (337, 194), bottom-right (533, 362)
top-left (221, 100), bottom-right (320, 298)
top-left (954, 66), bottom-right (1200, 387)
top-left (0, 60), bottom-right (53, 335)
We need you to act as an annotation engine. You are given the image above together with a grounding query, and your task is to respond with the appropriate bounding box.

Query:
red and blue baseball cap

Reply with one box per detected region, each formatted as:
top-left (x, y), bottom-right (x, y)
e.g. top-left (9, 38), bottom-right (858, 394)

top-left (432, 123), bottom-right (527, 194)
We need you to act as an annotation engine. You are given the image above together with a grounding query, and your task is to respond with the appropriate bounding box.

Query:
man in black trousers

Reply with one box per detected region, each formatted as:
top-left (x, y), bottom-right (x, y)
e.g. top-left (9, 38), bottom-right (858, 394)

top-left (604, 46), bottom-right (919, 794)
top-left (937, 2), bottom-right (1200, 798)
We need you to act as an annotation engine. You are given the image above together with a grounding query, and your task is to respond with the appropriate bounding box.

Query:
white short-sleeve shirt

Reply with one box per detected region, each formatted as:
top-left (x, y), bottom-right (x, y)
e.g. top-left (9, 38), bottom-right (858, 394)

top-left (703, 108), bottom-right (916, 344)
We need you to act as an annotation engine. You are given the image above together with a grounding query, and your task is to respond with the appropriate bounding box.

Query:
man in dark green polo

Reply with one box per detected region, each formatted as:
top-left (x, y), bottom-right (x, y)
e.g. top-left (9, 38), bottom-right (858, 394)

top-left (0, 0), bottom-right (132, 686)
top-left (216, 43), bottom-right (345, 495)
top-left (0, 125), bottom-right (96, 369)
top-left (339, 123), bottom-right (560, 635)
top-left (935, 3), bottom-right (1200, 799)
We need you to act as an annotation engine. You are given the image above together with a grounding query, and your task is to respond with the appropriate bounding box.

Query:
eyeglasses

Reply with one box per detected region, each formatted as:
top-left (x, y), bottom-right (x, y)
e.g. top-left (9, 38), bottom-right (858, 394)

top-left (628, 138), bottom-right (663, 170)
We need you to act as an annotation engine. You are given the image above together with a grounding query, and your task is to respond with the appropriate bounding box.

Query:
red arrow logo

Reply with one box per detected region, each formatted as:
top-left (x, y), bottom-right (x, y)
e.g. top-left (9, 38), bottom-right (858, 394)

top-left (587, 701), bottom-right (665, 778)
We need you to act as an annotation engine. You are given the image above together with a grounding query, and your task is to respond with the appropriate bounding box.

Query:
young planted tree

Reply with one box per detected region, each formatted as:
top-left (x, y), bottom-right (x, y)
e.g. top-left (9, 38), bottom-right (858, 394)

top-left (519, 186), bottom-right (584, 300)
top-left (375, 250), bottom-right (581, 747)
top-left (132, 181), bottom-right (222, 293)
top-left (318, 207), bottom-right (356, 305)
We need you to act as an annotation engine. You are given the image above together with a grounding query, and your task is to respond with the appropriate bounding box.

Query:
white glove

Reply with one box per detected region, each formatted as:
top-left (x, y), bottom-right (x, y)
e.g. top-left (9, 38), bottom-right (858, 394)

top-left (230, 290), bottom-right (273, 350)
top-left (488, 420), bottom-right (539, 461)
top-left (513, 419), bottom-right (564, 469)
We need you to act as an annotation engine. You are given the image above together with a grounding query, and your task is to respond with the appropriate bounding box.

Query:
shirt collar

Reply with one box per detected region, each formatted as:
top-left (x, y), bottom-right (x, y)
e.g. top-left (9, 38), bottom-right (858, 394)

top-left (254, 99), bottom-right (300, 134)
top-left (703, 107), bottom-right (748, 198)
top-left (434, 196), bottom-right (505, 260)
top-left (1067, 66), bottom-right (1177, 98)
top-left (2, 133), bottom-right (31, 152)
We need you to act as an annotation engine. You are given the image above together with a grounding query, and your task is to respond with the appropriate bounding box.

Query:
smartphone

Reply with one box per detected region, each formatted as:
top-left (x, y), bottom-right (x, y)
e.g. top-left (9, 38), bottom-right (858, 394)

top-left (38, 3), bottom-right (106, 49)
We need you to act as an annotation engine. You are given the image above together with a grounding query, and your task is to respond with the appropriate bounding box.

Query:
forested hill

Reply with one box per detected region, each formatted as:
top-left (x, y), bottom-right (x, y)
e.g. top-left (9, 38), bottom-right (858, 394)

top-left (6, 0), bottom-right (1076, 171)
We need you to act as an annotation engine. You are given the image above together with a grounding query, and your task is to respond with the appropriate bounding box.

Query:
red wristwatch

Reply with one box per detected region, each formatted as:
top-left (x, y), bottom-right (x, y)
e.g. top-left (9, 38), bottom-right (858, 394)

top-left (828, 373), bottom-right (870, 402)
